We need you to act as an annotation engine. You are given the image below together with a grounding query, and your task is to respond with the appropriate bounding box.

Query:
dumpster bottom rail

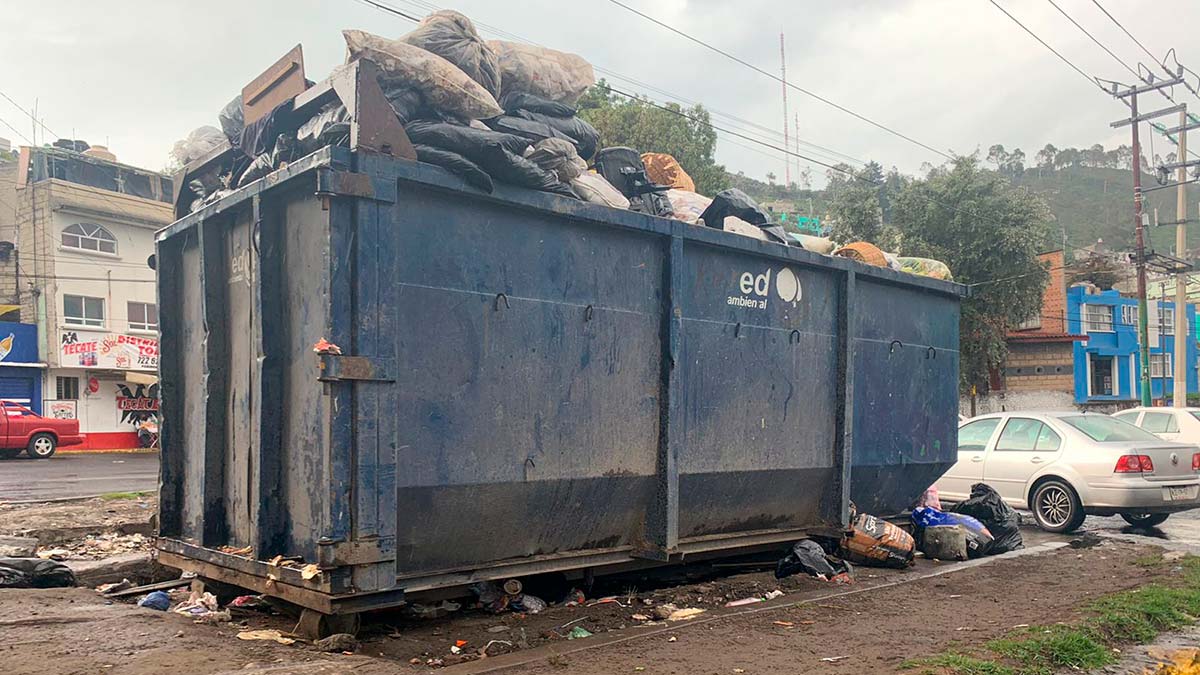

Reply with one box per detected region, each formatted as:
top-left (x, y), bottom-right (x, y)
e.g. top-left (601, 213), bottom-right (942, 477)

top-left (157, 527), bottom-right (818, 615)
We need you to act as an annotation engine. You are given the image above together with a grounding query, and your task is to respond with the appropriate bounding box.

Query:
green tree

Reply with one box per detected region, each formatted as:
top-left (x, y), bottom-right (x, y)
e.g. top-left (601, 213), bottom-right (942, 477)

top-left (893, 156), bottom-right (1053, 392)
top-left (826, 165), bottom-right (883, 245)
top-left (577, 80), bottom-right (729, 195)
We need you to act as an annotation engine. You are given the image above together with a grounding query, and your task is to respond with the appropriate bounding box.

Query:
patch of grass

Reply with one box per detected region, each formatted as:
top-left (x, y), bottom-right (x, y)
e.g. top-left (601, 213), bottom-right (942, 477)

top-left (987, 625), bottom-right (1113, 671)
top-left (900, 653), bottom-right (1023, 675)
top-left (1134, 553), bottom-right (1166, 568)
top-left (906, 555), bottom-right (1200, 674)
top-left (98, 491), bottom-right (149, 501)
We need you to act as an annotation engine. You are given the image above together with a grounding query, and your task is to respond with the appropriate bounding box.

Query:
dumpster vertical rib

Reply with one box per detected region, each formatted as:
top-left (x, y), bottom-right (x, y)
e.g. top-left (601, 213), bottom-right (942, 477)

top-left (199, 216), bottom-right (230, 545)
top-left (643, 232), bottom-right (683, 558)
top-left (254, 195), bottom-right (286, 557)
top-left (326, 197), bottom-right (355, 546)
top-left (830, 269), bottom-right (856, 526)
top-left (156, 237), bottom-right (183, 537)
top-left (349, 194), bottom-right (397, 592)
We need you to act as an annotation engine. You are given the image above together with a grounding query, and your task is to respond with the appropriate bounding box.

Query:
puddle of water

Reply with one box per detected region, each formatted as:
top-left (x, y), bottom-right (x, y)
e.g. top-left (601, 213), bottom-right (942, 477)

top-left (1120, 525), bottom-right (1170, 540)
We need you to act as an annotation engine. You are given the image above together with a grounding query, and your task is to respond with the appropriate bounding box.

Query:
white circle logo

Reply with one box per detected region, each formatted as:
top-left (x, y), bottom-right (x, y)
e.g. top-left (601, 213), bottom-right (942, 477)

top-left (775, 268), bottom-right (801, 304)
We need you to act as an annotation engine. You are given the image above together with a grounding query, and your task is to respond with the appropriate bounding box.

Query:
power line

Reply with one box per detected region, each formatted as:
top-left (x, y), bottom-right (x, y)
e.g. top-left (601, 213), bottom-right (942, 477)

top-left (367, 0), bottom-right (867, 172)
top-left (0, 89), bottom-right (53, 141)
top-left (987, 0), bottom-right (1108, 94)
top-left (1046, 0), bottom-right (1140, 81)
top-left (1089, 0), bottom-right (1162, 67)
top-left (0, 113), bottom-right (33, 146)
top-left (354, 0), bottom-right (1126, 266)
top-left (351, 0), bottom-right (420, 22)
top-left (603, 0), bottom-right (954, 160)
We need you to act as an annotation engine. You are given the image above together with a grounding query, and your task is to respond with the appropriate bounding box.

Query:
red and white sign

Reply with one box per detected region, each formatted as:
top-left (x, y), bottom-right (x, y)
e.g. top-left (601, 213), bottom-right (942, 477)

top-left (59, 331), bottom-right (158, 371)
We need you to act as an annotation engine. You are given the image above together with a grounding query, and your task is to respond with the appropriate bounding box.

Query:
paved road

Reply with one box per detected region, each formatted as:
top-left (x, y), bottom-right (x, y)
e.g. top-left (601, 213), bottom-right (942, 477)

top-left (0, 452), bottom-right (159, 501)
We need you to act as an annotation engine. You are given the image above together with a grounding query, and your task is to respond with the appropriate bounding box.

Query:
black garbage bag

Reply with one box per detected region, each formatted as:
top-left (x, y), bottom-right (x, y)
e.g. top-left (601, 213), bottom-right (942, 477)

top-left (485, 115), bottom-right (578, 147)
top-left (401, 10), bottom-right (501, 98)
top-left (775, 540), bottom-right (852, 582)
top-left (952, 483), bottom-right (1024, 554)
top-left (593, 147), bottom-right (674, 217)
top-left (0, 557), bottom-right (76, 589)
top-left (383, 85), bottom-right (425, 125)
top-left (474, 144), bottom-right (577, 198)
top-left (413, 144), bottom-right (494, 193)
top-left (404, 120), bottom-right (531, 157)
top-left (219, 94), bottom-right (245, 145)
top-left (237, 132), bottom-right (299, 188)
top-left (500, 92), bottom-right (576, 118)
top-left (700, 188), bottom-right (772, 229)
top-left (296, 103), bottom-right (351, 154)
top-left (516, 110), bottom-right (599, 160)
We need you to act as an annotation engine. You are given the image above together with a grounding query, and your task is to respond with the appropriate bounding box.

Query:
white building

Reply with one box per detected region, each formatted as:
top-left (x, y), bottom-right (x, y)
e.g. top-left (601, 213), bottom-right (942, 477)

top-left (8, 144), bottom-right (172, 449)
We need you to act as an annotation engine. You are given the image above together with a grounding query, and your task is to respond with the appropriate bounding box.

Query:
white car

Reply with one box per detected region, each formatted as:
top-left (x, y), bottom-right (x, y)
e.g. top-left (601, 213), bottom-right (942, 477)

top-left (1112, 407), bottom-right (1200, 444)
top-left (939, 412), bottom-right (1200, 532)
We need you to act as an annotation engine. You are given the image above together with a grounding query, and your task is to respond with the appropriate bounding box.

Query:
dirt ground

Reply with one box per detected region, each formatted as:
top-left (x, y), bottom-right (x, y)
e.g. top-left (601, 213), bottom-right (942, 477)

top-left (0, 539), bottom-right (1174, 674)
top-left (0, 495), bottom-right (157, 543)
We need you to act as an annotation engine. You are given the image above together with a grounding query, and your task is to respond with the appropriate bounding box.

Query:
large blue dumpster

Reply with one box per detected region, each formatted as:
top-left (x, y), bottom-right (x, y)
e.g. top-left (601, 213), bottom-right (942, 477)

top-left (155, 145), bottom-right (966, 617)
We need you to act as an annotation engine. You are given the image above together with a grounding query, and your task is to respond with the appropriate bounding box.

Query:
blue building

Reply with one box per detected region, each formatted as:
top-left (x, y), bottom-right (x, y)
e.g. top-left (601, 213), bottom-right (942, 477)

top-left (0, 321), bottom-right (44, 413)
top-left (1066, 286), bottom-right (1199, 403)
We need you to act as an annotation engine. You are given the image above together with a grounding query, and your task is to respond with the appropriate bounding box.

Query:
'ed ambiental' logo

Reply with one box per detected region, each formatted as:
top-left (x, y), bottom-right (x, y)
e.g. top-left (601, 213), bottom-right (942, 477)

top-left (727, 267), bottom-right (802, 310)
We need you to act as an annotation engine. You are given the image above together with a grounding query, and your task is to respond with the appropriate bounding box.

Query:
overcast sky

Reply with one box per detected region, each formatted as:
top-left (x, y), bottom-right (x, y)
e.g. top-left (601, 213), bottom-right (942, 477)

top-left (4, 0), bottom-right (1200, 186)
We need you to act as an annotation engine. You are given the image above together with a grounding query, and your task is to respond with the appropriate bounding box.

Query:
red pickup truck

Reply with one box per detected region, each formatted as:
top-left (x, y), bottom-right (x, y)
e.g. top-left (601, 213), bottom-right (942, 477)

top-left (0, 401), bottom-right (84, 459)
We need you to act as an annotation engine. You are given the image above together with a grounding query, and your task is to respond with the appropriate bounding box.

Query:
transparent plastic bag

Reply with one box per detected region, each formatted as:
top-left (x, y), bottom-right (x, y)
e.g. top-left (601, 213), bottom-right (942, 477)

top-left (401, 10), bottom-right (501, 98)
top-left (665, 189), bottom-right (711, 225)
top-left (343, 29), bottom-right (503, 120)
top-left (170, 126), bottom-right (226, 167)
top-left (488, 40), bottom-right (595, 105)
top-left (571, 172), bottom-right (629, 209)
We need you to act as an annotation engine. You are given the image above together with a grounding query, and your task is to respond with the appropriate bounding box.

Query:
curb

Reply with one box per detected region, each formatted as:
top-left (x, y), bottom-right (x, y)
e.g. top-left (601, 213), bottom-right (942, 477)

top-left (57, 448), bottom-right (159, 455)
top-left (452, 541), bottom-right (1069, 674)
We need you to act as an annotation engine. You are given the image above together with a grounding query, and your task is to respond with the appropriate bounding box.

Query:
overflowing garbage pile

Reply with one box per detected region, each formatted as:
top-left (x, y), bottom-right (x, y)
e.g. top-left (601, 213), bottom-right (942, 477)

top-left (910, 483), bottom-right (1023, 561)
top-left (175, 8), bottom-right (953, 276)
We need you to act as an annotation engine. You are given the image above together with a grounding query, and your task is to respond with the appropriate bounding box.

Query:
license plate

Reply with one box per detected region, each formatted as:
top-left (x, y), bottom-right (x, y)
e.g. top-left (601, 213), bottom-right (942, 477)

top-left (1165, 486), bottom-right (1197, 501)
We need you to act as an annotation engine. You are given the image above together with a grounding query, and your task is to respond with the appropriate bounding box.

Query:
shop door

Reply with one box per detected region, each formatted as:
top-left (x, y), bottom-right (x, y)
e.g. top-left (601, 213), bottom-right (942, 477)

top-left (0, 375), bottom-right (36, 410)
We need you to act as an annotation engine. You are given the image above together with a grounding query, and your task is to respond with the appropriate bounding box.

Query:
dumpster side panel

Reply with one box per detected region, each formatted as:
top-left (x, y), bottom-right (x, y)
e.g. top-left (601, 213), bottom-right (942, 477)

top-left (277, 195), bottom-right (334, 560)
top-left (224, 212), bottom-right (256, 546)
top-left (385, 185), bottom-right (663, 574)
top-left (676, 244), bottom-right (840, 536)
top-left (850, 279), bottom-right (960, 515)
top-left (178, 237), bottom-right (206, 541)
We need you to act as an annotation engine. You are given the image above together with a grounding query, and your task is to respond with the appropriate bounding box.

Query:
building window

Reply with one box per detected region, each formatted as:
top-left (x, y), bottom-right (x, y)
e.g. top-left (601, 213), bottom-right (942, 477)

top-left (127, 302), bottom-right (158, 331)
top-left (1083, 304), bottom-right (1114, 332)
top-left (1015, 314), bottom-right (1042, 330)
top-left (64, 294), bottom-right (104, 327)
top-left (1158, 306), bottom-right (1175, 334)
top-left (61, 223), bottom-right (117, 254)
top-left (56, 377), bottom-right (79, 400)
top-left (1121, 305), bottom-right (1138, 328)
top-left (1150, 353), bottom-right (1174, 379)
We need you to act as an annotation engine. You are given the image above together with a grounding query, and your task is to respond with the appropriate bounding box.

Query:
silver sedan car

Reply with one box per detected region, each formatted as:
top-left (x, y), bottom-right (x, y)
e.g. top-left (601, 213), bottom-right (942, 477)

top-left (938, 412), bottom-right (1200, 532)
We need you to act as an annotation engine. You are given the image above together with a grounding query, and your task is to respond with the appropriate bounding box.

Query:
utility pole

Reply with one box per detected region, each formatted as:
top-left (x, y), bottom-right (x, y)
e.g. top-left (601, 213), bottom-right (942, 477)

top-left (1110, 75), bottom-right (1185, 406)
top-left (779, 32), bottom-right (790, 188)
top-left (1174, 106), bottom-right (1189, 407)
top-left (1132, 92), bottom-right (1153, 406)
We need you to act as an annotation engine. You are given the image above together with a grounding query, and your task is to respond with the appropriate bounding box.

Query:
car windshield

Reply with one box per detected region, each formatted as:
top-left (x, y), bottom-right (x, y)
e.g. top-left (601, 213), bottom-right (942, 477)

top-left (1190, 412), bottom-right (1200, 422)
top-left (1061, 415), bottom-right (1161, 442)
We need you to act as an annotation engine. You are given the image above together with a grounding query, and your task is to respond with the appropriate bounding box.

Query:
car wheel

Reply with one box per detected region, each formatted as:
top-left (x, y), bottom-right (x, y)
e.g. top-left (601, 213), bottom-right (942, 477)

top-left (1032, 480), bottom-right (1086, 533)
top-left (27, 433), bottom-right (56, 459)
top-left (0, 448), bottom-right (20, 459)
top-left (1120, 512), bottom-right (1170, 527)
